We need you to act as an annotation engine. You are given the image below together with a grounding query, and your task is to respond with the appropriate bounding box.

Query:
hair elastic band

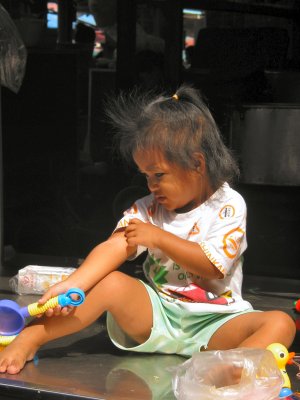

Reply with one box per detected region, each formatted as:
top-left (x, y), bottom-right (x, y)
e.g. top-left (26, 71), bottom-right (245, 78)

top-left (172, 94), bottom-right (179, 100)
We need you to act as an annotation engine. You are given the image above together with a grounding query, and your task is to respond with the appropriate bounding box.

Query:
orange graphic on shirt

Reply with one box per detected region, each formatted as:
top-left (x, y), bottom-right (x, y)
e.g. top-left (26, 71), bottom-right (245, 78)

top-left (125, 203), bottom-right (138, 215)
top-left (222, 227), bottom-right (244, 259)
top-left (219, 205), bottom-right (235, 219)
top-left (147, 201), bottom-right (157, 217)
top-left (189, 223), bottom-right (200, 236)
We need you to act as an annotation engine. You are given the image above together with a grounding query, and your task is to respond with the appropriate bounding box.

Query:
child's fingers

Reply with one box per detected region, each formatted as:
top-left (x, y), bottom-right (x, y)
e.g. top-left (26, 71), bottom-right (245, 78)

top-left (44, 308), bottom-right (55, 317)
top-left (35, 305), bottom-right (73, 318)
top-left (124, 228), bottom-right (135, 238)
top-left (35, 308), bottom-right (55, 318)
top-left (128, 218), bottom-right (142, 225)
top-left (48, 306), bottom-right (73, 317)
top-left (125, 224), bottom-right (134, 234)
top-left (38, 289), bottom-right (59, 305)
top-left (38, 282), bottom-right (70, 304)
top-left (61, 306), bottom-right (74, 316)
top-left (52, 306), bottom-right (63, 316)
top-left (44, 306), bottom-right (61, 317)
top-left (124, 229), bottom-right (136, 242)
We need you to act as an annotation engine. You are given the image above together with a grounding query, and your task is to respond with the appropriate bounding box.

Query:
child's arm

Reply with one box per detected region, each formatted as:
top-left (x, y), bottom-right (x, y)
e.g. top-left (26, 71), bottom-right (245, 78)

top-left (125, 219), bottom-right (223, 279)
top-left (39, 231), bottom-right (136, 304)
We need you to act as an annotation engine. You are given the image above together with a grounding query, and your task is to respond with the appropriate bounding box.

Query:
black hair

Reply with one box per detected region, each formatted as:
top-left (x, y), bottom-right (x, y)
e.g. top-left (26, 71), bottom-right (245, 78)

top-left (106, 84), bottom-right (239, 190)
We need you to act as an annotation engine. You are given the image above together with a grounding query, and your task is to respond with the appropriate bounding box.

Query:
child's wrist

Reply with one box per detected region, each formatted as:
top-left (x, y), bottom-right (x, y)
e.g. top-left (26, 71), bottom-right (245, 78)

top-left (153, 226), bottom-right (163, 248)
top-left (65, 274), bottom-right (86, 292)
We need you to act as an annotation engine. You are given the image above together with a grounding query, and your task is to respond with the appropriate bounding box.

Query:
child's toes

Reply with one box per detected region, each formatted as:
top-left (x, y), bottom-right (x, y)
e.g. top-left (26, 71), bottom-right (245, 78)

top-left (7, 361), bottom-right (23, 375)
top-left (0, 358), bottom-right (10, 373)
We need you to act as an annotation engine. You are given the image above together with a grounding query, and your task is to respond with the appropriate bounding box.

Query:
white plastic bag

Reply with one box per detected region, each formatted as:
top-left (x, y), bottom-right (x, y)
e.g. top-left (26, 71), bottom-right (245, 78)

top-left (172, 348), bottom-right (283, 400)
top-left (0, 4), bottom-right (27, 93)
top-left (9, 265), bottom-right (76, 295)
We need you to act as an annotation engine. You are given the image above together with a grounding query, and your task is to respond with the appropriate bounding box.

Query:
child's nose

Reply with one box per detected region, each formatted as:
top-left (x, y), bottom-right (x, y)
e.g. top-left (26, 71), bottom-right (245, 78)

top-left (147, 176), bottom-right (158, 191)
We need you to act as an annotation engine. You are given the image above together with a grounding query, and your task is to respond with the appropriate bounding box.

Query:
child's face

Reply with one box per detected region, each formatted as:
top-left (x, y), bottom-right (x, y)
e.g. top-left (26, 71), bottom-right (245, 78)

top-left (133, 149), bottom-right (211, 213)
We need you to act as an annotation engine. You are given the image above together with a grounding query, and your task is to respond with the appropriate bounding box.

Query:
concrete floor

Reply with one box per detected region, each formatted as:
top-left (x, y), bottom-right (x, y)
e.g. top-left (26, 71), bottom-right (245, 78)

top-left (0, 272), bottom-right (299, 399)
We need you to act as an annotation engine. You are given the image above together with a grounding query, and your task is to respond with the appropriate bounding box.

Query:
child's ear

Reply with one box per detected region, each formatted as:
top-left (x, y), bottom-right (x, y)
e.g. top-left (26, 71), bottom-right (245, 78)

top-left (193, 153), bottom-right (205, 175)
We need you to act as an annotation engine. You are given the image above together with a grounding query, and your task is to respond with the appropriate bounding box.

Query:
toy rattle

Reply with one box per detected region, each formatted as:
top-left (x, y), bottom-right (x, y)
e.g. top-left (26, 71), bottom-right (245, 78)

top-left (0, 288), bottom-right (85, 345)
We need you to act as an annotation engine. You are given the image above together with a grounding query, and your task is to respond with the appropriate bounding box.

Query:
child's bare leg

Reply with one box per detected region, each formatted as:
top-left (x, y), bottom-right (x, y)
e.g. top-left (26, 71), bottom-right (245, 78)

top-left (205, 311), bottom-right (296, 387)
top-left (207, 310), bottom-right (296, 351)
top-left (0, 271), bottom-right (153, 374)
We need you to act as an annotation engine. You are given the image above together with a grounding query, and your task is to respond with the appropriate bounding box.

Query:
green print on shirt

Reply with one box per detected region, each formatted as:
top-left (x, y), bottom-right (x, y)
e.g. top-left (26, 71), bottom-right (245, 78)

top-left (178, 272), bottom-right (186, 280)
top-left (153, 265), bottom-right (168, 285)
top-left (144, 254), bottom-right (157, 275)
top-left (144, 254), bottom-right (168, 285)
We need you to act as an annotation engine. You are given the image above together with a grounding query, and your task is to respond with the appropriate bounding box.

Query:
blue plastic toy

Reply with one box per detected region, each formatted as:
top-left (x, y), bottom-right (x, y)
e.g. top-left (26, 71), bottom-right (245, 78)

top-left (0, 288), bottom-right (85, 337)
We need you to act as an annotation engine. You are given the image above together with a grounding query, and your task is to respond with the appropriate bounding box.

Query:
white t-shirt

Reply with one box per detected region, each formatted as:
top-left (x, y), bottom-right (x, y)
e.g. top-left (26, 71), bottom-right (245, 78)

top-left (115, 183), bottom-right (252, 314)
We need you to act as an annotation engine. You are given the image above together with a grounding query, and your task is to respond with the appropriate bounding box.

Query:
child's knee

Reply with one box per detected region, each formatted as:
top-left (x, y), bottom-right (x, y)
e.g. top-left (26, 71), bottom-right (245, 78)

top-left (272, 311), bottom-right (294, 328)
top-left (101, 270), bottom-right (128, 290)
top-left (100, 270), bottom-right (140, 298)
top-left (267, 311), bottom-right (296, 339)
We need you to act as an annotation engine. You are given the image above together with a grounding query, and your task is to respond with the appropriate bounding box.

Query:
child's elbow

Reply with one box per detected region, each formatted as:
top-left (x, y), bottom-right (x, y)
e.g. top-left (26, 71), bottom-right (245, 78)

top-left (213, 266), bottom-right (224, 279)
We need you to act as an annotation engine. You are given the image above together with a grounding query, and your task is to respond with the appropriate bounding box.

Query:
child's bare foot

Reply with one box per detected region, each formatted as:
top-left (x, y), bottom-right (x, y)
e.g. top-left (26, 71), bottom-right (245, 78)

top-left (0, 336), bottom-right (38, 374)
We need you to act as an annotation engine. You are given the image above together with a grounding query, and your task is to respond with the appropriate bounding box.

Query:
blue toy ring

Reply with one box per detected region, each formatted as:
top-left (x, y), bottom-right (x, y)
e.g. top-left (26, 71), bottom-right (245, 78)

top-left (58, 288), bottom-right (85, 307)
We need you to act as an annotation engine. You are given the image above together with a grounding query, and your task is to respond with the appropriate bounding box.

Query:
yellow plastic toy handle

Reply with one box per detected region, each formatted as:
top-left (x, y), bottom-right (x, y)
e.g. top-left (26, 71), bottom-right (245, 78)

top-left (26, 288), bottom-right (85, 317)
top-left (0, 335), bottom-right (17, 346)
top-left (27, 296), bottom-right (60, 317)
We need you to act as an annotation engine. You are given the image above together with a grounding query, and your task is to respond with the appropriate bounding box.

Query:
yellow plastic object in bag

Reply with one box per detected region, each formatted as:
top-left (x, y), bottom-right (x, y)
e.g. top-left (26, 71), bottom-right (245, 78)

top-left (172, 348), bottom-right (283, 400)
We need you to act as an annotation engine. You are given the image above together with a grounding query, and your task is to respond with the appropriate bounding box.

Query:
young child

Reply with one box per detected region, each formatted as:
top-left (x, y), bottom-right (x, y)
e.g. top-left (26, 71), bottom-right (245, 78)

top-left (0, 85), bottom-right (295, 374)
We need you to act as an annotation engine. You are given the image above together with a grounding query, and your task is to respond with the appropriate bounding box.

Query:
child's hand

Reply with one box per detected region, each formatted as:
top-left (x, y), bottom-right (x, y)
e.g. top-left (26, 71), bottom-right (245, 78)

top-left (125, 218), bottom-right (160, 249)
top-left (37, 280), bottom-right (76, 317)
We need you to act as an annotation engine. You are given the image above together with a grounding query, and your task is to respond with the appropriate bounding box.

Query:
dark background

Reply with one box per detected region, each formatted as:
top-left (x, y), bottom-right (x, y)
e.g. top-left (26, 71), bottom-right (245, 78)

top-left (1, 0), bottom-right (299, 279)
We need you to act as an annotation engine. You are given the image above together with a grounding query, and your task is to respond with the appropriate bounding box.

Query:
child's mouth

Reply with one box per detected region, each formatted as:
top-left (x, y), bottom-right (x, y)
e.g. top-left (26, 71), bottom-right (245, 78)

top-left (156, 195), bottom-right (166, 203)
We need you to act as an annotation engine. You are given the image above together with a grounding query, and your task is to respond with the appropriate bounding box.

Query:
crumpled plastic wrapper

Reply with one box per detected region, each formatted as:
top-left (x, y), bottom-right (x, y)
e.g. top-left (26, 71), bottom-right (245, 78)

top-left (172, 347), bottom-right (284, 400)
top-left (0, 4), bottom-right (27, 93)
top-left (9, 265), bottom-right (76, 295)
